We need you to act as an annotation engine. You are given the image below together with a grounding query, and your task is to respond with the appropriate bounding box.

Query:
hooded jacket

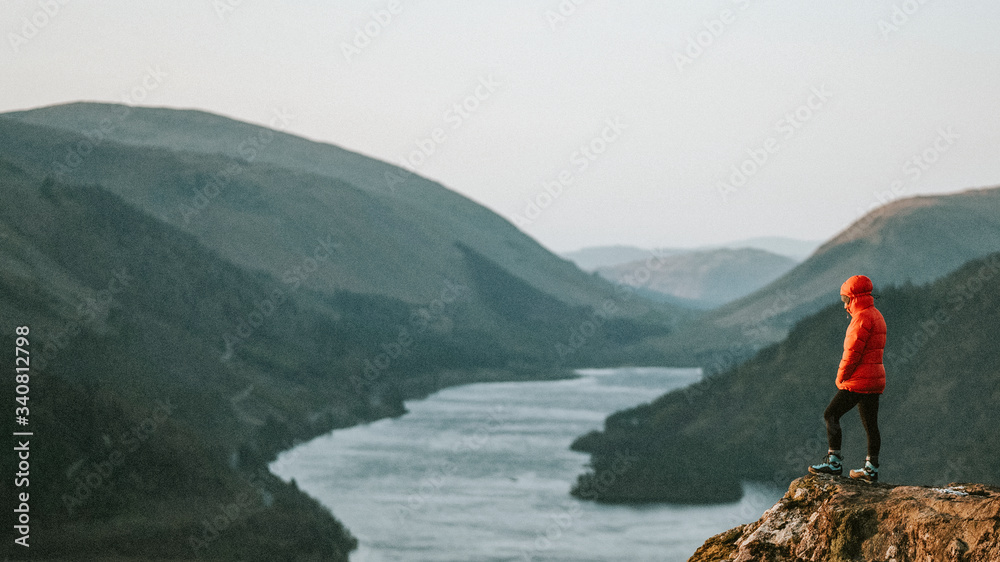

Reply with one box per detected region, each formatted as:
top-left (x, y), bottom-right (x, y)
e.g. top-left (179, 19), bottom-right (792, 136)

top-left (836, 275), bottom-right (886, 394)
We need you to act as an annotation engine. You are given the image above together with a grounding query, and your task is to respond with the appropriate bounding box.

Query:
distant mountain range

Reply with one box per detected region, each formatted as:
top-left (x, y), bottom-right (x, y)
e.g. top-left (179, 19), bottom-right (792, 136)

top-left (596, 247), bottom-right (799, 309)
top-left (571, 250), bottom-right (1000, 504)
top-left (561, 245), bottom-right (684, 271)
top-left (561, 237), bottom-right (820, 271)
top-left (0, 103), bottom-right (689, 559)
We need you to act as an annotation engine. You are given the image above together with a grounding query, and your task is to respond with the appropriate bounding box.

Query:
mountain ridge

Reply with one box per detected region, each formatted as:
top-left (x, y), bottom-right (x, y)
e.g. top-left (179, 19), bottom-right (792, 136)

top-left (561, 237), bottom-right (818, 272)
top-left (596, 247), bottom-right (798, 309)
top-left (1, 102), bottom-right (677, 320)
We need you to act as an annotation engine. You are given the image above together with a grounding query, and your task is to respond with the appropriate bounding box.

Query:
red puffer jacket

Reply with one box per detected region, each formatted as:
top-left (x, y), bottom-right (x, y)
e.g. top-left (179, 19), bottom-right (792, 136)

top-left (836, 275), bottom-right (886, 394)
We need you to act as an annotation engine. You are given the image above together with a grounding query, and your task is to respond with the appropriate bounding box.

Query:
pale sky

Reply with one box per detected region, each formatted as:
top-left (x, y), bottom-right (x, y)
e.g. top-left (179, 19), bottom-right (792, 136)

top-left (4, 1), bottom-right (1000, 252)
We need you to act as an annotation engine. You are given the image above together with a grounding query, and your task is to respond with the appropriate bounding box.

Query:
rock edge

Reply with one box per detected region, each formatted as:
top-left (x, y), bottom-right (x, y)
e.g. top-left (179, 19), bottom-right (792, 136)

top-left (689, 474), bottom-right (1000, 562)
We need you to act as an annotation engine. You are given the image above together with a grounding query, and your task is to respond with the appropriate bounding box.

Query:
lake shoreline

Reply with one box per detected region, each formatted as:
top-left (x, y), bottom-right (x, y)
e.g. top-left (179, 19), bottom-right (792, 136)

top-left (271, 367), bottom-right (782, 561)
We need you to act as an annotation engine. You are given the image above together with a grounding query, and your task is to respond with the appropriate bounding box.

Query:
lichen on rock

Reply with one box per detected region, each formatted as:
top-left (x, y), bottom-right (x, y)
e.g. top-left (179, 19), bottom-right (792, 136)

top-left (688, 475), bottom-right (1000, 562)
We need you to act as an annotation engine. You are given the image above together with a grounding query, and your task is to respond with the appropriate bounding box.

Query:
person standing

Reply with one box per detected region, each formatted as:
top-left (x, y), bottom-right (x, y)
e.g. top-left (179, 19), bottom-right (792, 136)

top-left (809, 274), bottom-right (886, 482)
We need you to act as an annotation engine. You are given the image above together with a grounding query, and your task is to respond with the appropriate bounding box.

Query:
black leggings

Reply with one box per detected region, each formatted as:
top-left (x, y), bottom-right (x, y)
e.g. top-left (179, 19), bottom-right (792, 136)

top-left (824, 389), bottom-right (880, 460)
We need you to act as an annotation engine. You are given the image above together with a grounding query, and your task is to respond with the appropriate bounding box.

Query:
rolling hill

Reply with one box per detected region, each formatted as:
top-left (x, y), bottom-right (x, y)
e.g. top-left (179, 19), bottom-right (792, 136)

top-left (562, 238), bottom-right (817, 273)
top-left (596, 247), bottom-right (798, 309)
top-left (712, 236), bottom-right (821, 261)
top-left (1, 102), bottom-right (670, 316)
top-left (560, 245), bottom-right (681, 271)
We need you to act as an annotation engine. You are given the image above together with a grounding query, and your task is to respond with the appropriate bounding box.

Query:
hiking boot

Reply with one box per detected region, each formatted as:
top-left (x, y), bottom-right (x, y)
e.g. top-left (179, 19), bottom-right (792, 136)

top-left (808, 453), bottom-right (843, 476)
top-left (849, 460), bottom-right (879, 483)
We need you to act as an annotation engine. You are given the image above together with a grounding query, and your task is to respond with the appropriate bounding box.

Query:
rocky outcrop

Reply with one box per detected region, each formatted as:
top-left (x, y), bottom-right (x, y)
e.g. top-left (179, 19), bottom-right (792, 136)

top-left (690, 475), bottom-right (1000, 562)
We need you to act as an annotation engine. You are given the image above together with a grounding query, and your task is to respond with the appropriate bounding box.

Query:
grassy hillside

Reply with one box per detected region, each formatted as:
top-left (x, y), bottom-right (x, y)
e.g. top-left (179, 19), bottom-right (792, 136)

top-left (0, 103), bottom-right (686, 323)
top-left (0, 107), bottom-right (692, 364)
top-left (644, 187), bottom-right (1000, 370)
top-left (571, 252), bottom-right (1000, 504)
top-left (0, 160), bottom-right (379, 559)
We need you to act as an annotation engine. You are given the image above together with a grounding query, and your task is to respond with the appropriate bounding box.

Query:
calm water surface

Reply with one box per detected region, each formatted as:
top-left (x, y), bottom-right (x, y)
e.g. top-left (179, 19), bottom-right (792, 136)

top-left (270, 368), bottom-right (783, 561)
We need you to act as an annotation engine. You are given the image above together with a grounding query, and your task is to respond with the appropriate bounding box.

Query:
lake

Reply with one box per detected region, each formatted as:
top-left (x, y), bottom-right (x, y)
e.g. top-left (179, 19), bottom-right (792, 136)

top-left (270, 367), bottom-right (783, 561)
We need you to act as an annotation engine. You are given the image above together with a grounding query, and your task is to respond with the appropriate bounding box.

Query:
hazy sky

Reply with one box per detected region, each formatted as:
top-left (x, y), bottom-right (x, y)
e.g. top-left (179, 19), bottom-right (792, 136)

top-left (4, 1), bottom-right (1000, 252)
